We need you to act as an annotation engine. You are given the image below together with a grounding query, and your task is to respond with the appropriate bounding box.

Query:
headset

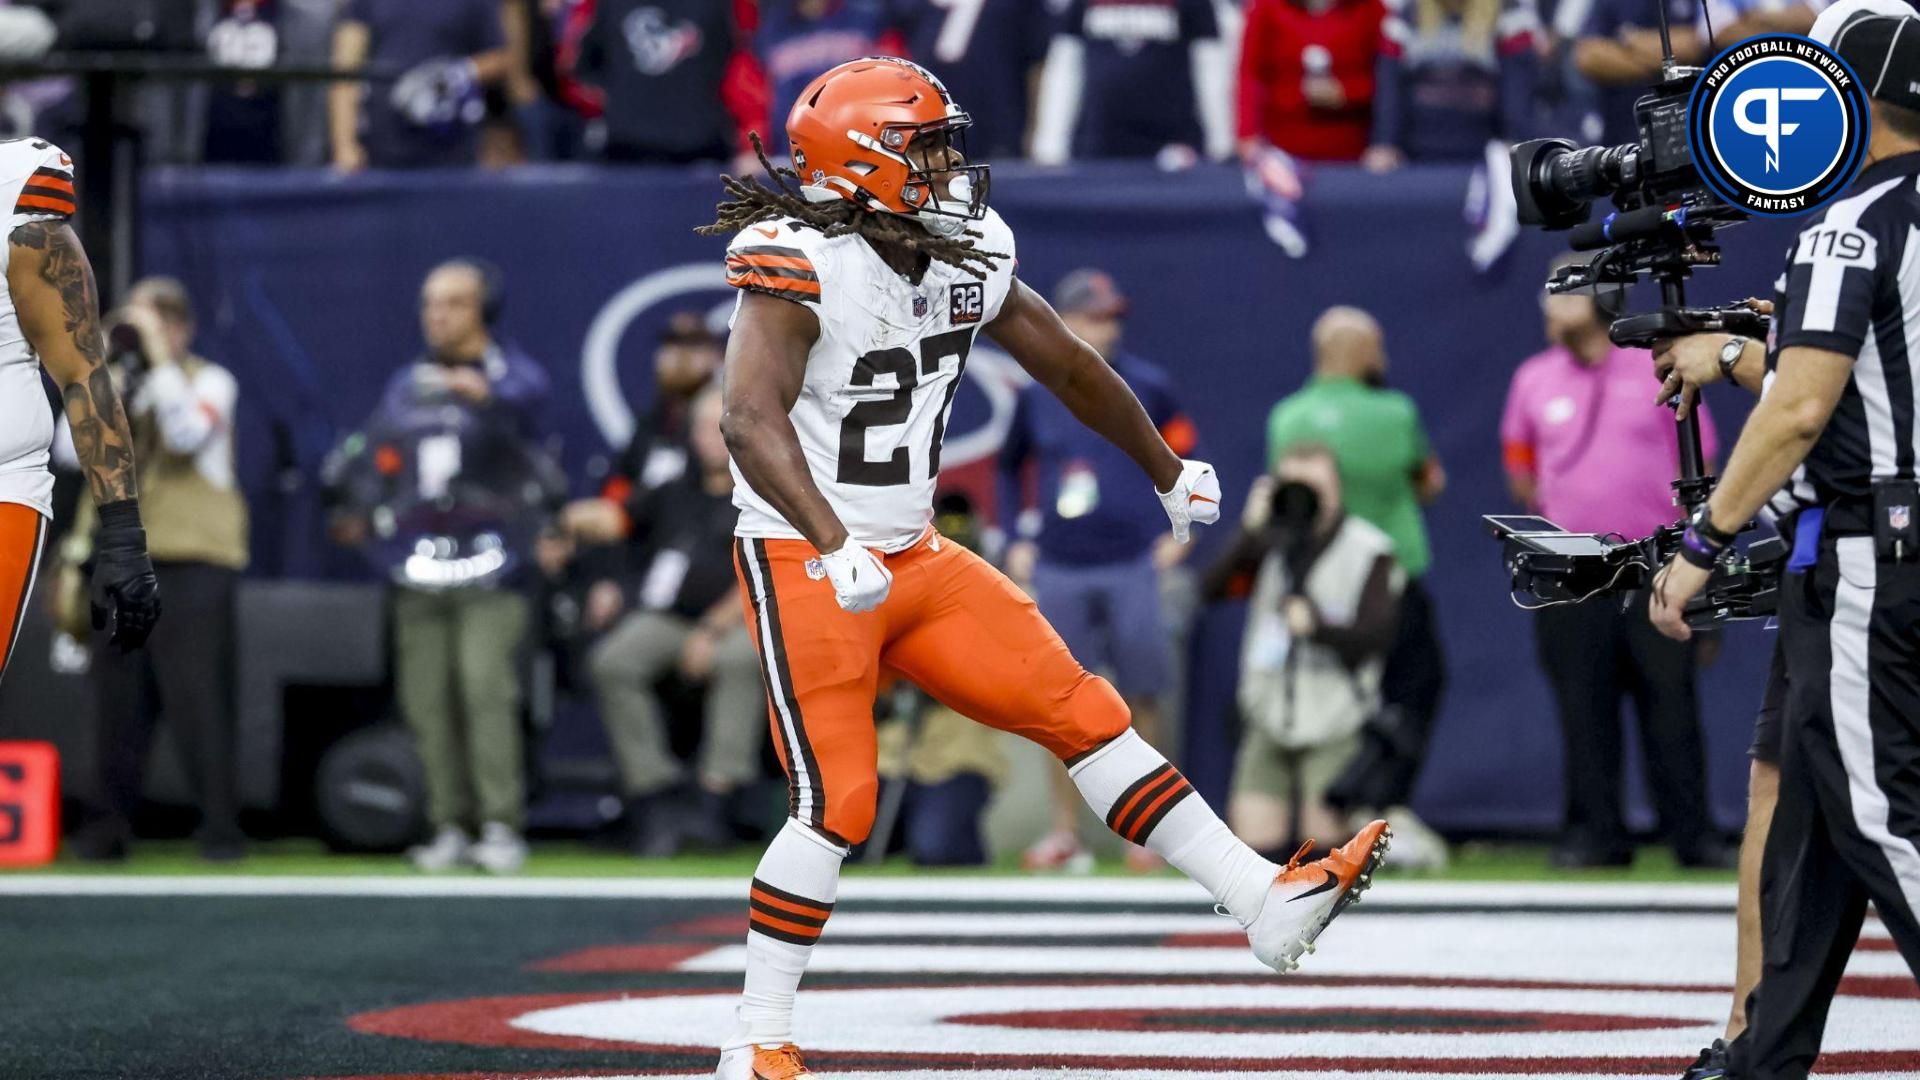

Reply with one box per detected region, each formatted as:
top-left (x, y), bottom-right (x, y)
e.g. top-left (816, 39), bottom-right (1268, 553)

top-left (442, 256), bottom-right (506, 326)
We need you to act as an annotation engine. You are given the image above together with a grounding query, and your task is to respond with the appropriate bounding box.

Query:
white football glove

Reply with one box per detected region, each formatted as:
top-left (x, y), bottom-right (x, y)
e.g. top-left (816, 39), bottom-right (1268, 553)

top-left (820, 539), bottom-right (892, 613)
top-left (1157, 459), bottom-right (1223, 544)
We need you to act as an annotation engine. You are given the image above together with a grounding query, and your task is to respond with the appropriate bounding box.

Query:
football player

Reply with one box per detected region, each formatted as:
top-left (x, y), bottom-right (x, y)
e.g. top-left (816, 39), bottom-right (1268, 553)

top-left (699, 58), bottom-right (1389, 1079)
top-left (0, 140), bottom-right (160, 686)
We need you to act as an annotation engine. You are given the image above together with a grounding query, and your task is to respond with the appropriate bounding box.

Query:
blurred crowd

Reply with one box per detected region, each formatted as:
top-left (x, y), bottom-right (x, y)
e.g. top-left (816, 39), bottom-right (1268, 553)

top-left (0, 0), bottom-right (1835, 173)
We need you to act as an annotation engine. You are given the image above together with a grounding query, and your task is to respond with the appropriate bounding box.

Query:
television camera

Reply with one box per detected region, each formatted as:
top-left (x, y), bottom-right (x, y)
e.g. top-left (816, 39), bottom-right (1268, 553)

top-left (1488, 21), bottom-right (1786, 626)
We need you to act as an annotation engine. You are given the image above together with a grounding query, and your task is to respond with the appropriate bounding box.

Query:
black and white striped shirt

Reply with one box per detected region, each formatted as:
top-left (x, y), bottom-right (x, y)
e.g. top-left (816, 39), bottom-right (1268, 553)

top-left (1766, 150), bottom-right (1920, 519)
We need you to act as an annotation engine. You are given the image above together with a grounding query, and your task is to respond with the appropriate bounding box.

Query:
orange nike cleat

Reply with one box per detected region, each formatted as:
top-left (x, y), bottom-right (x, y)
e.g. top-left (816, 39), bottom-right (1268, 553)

top-left (714, 1042), bottom-right (813, 1079)
top-left (1244, 818), bottom-right (1391, 973)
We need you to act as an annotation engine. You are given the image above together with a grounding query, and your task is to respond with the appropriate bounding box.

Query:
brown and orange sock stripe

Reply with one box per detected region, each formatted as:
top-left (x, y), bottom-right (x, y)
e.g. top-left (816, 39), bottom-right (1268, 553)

top-left (748, 878), bottom-right (835, 947)
top-left (1104, 763), bottom-right (1196, 847)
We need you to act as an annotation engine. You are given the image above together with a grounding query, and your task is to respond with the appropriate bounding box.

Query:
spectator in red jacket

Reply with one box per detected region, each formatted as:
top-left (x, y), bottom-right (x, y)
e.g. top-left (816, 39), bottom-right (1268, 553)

top-left (1237, 0), bottom-right (1386, 163)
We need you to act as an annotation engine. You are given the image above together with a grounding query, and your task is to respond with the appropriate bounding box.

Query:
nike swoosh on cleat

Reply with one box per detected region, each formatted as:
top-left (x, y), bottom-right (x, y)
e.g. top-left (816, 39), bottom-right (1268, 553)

top-left (1287, 869), bottom-right (1340, 903)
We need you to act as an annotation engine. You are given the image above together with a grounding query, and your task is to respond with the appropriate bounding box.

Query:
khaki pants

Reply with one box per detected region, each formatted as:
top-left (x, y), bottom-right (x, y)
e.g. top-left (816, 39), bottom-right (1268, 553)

top-left (393, 587), bottom-right (530, 831)
top-left (589, 609), bottom-right (764, 798)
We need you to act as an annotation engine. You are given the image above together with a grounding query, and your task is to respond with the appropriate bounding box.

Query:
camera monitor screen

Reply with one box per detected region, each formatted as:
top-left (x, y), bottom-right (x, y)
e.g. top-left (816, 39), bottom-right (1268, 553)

top-left (1486, 515), bottom-right (1564, 536)
top-left (1521, 534), bottom-right (1616, 556)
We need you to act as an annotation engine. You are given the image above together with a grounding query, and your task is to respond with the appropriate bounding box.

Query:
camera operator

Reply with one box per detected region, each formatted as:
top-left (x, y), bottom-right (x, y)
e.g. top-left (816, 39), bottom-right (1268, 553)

top-left (64, 278), bottom-right (248, 863)
top-left (1503, 254), bottom-right (1730, 870)
top-left (1649, 14), bottom-right (1920, 1075)
top-left (339, 258), bottom-right (550, 875)
top-left (1203, 441), bottom-right (1402, 859)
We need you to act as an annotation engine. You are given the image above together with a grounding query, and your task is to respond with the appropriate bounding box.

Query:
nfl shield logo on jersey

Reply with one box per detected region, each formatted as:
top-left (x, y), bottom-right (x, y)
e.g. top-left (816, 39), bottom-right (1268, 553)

top-left (912, 292), bottom-right (928, 318)
top-left (805, 557), bottom-right (827, 581)
top-left (1892, 504), bottom-right (1912, 532)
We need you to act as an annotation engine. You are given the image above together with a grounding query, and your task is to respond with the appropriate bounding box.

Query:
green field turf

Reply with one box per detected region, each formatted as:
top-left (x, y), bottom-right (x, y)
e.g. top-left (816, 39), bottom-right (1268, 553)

top-left (9, 839), bottom-right (1738, 882)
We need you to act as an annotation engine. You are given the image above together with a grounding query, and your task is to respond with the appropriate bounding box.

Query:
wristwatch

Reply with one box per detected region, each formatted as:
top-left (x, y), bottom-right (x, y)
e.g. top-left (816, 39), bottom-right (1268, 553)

top-left (1679, 502), bottom-right (1738, 569)
top-left (1690, 502), bottom-right (1736, 545)
top-left (1717, 336), bottom-right (1749, 381)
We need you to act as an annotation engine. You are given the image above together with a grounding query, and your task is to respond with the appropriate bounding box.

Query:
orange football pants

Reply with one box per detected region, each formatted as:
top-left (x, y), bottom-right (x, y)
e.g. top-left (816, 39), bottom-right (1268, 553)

top-left (733, 530), bottom-right (1130, 846)
top-left (0, 502), bottom-right (48, 686)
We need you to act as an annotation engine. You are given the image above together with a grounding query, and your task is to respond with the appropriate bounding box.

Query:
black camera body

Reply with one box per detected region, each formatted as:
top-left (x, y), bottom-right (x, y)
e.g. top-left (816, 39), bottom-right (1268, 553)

top-left (1512, 73), bottom-right (1710, 231)
top-left (1485, 515), bottom-right (1786, 627)
top-left (1490, 53), bottom-right (1783, 624)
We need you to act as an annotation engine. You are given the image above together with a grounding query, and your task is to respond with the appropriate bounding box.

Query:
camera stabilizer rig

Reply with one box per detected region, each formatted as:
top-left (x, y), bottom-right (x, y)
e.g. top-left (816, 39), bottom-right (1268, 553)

top-left (1484, 25), bottom-right (1786, 626)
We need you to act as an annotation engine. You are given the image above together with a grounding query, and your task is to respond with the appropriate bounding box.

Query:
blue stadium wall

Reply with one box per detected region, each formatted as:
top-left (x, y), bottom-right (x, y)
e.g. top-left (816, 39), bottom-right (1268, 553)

top-left (142, 161), bottom-right (1799, 835)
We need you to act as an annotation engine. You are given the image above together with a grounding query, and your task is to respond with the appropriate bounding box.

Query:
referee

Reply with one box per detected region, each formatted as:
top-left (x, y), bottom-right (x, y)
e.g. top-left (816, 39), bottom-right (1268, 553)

top-left (1649, 11), bottom-right (1920, 1078)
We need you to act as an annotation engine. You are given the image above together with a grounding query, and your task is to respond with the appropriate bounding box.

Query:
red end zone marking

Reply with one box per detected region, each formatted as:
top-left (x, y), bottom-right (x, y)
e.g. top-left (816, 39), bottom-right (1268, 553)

top-left (665, 913), bottom-right (748, 938)
top-left (346, 980), bottom-right (1920, 1073)
top-left (528, 914), bottom-right (745, 972)
top-left (530, 943), bottom-right (719, 973)
top-left (947, 1005), bottom-right (1701, 1035)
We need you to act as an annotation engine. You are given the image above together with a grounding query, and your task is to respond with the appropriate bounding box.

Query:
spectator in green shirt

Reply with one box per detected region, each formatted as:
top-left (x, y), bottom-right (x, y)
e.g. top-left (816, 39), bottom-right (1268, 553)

top-left (1264, 307), bottom-right (1447, 844)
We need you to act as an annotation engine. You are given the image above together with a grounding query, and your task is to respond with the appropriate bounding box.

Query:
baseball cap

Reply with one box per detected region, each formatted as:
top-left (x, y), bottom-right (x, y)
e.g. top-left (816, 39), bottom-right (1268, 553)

top-left (658, 310), bottom-right (722, 347)
top-left (1824, 5), bottom-right (1920, 111)
top-left (1051, 268), bottom-right (1130, 319)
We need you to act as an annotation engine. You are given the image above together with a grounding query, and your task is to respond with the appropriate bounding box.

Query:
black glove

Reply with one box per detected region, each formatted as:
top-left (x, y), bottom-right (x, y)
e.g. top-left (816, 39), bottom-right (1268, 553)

top-left (91, 499), bottom-right (161, 650)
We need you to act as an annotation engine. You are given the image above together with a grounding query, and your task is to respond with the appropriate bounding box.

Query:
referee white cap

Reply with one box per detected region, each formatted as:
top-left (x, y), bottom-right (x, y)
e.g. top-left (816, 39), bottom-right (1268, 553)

top-left (1811, 0), bottom-right (1913, 46)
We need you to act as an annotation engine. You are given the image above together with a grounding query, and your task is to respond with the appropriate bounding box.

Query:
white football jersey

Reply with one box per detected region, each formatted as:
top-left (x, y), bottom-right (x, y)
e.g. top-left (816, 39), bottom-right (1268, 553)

top-left (725, 209), bottom-right (1018, 551)
top-left (0, 138), bottom-right (78, 520)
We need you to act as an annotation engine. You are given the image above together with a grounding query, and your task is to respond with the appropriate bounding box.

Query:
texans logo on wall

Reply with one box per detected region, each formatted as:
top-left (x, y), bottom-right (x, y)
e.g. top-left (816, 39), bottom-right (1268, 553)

top-left (580, 264), bottom-right (1027, 506)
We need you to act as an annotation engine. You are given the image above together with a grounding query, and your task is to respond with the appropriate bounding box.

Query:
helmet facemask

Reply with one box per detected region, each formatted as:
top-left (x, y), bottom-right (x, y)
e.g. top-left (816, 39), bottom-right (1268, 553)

top-left (893, 121), bottom-right (991, 234)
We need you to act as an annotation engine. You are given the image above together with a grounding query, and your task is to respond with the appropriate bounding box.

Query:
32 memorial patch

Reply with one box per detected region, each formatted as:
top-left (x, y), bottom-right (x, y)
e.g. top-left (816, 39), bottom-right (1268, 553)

top-left (950, 282), bottom-right (984, 325)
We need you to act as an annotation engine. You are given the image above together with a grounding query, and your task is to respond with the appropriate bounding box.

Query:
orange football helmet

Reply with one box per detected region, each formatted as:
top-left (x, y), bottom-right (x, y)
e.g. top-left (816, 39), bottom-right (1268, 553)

top-left (785, 56), bottom-right (990, 232)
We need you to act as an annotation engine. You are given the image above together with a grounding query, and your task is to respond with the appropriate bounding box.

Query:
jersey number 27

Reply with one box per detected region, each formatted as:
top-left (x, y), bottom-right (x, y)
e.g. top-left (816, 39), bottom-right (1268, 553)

top-left (837, 328), bottom-right (974, 486)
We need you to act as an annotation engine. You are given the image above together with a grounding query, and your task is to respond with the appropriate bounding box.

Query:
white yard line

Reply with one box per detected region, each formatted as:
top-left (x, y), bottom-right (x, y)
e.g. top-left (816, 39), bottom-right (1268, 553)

top-left (0, 874), bottom-right (1739, 906)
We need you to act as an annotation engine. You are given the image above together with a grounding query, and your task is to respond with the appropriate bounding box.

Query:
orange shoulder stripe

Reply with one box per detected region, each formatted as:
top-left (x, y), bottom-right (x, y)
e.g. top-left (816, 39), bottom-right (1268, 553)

top-left (15, 193), bottom-right (73, 215)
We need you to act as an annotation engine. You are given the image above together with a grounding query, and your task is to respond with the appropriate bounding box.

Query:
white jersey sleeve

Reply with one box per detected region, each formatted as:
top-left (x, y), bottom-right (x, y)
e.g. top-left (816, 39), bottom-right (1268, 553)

top-left (0, 139), bottom-right (76, 519)
top-left (4, 139), bottom-right (75, 232)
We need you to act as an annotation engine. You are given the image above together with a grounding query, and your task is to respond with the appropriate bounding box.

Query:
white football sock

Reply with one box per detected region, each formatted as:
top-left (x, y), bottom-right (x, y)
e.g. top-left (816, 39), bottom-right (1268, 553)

top-left (1070, 728), bottom-right (1277, 925)
top-left (729, 817), bottom-right (847, 1050)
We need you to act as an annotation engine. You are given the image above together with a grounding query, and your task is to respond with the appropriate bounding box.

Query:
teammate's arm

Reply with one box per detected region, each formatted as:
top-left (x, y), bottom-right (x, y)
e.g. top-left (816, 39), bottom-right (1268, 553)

top-left (986, 280), bottom-right (1183, 491)
top-left (10, 219), bottom-right (161, 647)
top-left (11, 221), bottom-right (133, 505)
top-left (720, 291), bottom-right (850, 552)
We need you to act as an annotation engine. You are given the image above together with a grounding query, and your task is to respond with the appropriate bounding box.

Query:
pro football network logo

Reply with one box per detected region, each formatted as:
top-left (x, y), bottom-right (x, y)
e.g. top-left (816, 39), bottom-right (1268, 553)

top-left (1689, 34), bottom-right (1869, 216)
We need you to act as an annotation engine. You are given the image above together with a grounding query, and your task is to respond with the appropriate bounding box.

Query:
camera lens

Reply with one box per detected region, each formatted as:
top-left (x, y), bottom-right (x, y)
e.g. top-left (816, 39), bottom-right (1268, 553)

top-left (1542, 144), bottom-right (1637, 204)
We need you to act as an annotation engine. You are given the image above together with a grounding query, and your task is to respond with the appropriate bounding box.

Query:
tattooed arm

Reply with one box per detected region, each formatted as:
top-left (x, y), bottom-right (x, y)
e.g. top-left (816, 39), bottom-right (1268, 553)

top-left (8, 219), bottom-right (136, 504)
top-left (10, 219), bottom-right (161, 648)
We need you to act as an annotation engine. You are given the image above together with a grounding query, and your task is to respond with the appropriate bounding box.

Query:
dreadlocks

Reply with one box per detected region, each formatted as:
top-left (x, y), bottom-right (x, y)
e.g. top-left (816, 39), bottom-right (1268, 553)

top-left (695, 134), bottom-right (1008, 282)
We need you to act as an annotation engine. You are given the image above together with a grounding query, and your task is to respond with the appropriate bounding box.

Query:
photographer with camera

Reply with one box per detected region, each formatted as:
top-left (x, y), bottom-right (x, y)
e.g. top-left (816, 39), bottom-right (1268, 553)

top-left (1648, 13), bottom-right (1920, 1075)
top-left (63, 278), bottom-right (248, 863)
top-left (1203, 441), bottom-right (1402, 860)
